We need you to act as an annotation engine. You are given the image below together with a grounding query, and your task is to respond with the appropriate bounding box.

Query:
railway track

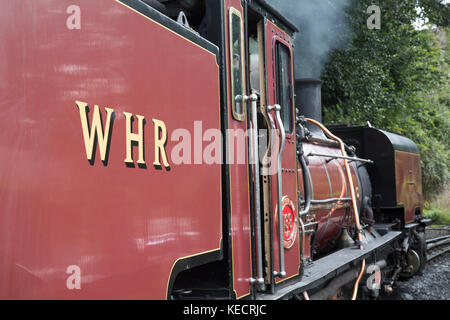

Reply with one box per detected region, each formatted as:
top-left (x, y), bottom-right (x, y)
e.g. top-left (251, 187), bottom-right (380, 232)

top-left (426, 227), bottom-right (450, 261)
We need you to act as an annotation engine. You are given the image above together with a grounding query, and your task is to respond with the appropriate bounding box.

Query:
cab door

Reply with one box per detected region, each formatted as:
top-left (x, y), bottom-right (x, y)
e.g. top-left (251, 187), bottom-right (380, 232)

top-left (263, 19), bottom-right (301, 287)
top-left (224, 0), bottom-right (253, 299)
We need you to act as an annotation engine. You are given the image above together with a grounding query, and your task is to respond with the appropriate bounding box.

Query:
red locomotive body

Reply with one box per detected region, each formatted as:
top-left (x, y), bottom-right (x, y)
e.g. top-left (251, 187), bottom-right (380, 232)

top-left (0, 0), bottom-right (223, 299)
top-left (0, 0), bottom-right (429, 300)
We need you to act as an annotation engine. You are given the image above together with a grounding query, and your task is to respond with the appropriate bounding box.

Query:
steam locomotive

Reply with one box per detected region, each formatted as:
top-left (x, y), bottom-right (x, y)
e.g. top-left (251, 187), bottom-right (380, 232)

top-left (0, 0), bottom-right (430, 300)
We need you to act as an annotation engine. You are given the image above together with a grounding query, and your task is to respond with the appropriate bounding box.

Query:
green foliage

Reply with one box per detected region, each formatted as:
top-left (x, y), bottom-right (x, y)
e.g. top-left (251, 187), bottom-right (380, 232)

top-left (322, 0), bottom-right (450, 197)
top-left (423, 209), bottom-right (450, 225)
top-left (418, 0), bottom-right (450, 27)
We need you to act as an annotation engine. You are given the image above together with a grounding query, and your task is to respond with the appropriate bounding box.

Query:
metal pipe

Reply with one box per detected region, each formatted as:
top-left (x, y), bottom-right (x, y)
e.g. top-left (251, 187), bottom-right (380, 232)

top-left (269, 104), bottom-right (286, 279)
top-left (296, 122), bottom-right (312, 272)
top-left (305, 135), bottom-right (356, 156)
top-left (305, 118), bottom-right (365, 300)
top-left (309, 197), bottom-right (352, 204)
top-left (298, 151), bottom-right (311, 217)
top-left (303, 222), bottom-right (318, 228)
top-left (299, 212), bottom-right (309, 217)
top-left (304, 119), bottom-right (363, 228)
top-left (300, 198), bottom-right (351, 212)
top-left (309, 202), bottom-right (351, 211)
top-left (249, 94), bottom-right (265, 289)
top-left (305, 135), bottom-right (340, 148)
top-left (307, 152), bottom-right (373, 164)
top-left (299, 212), bottom-right (306, 268)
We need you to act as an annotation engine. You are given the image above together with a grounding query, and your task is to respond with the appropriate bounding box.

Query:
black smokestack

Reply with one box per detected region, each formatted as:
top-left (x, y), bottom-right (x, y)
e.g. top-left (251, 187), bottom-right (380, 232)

top-left (295, 79), bottom-right (323, 132)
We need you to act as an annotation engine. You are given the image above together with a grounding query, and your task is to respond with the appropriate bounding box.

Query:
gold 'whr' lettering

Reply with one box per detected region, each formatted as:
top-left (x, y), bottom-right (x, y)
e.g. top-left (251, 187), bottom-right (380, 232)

top-left (75, 101), bottom-right (171, 170)
top-left (152, 119), bottom-right (170, 169)
top-left (76, 101), bottom-right (114, 162)
top-left (124, 112), bottom-right (146, 165)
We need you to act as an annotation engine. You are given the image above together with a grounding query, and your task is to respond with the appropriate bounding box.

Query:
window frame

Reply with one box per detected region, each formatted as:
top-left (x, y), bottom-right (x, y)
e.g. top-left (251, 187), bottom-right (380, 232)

top-left (274, 41), bottom-right (294, 134)
top-left (229, 7), bottom-right (246, 122)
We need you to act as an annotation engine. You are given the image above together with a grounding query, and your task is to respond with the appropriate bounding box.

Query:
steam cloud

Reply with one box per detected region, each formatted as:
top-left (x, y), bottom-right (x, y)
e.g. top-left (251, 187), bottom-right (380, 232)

top-left (267, 0), bottom-right (353, 78)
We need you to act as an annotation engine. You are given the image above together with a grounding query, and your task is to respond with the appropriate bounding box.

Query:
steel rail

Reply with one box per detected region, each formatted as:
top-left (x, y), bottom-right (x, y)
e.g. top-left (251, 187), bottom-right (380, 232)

top-left (427, 238), bottom-right (450, 250)
top-left (427, 244), bottom-right (450, 261)
top-left (426, 234), bottom-right (450, 261)
top-left (426, 235), bottom-right (450, 244)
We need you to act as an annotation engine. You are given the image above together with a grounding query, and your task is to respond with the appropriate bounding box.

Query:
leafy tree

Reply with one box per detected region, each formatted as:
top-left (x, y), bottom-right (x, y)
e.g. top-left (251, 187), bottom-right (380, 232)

top-left (321, 0), bottom-right (449, 197)
top-left (418, 0), bottom-right (450, 27)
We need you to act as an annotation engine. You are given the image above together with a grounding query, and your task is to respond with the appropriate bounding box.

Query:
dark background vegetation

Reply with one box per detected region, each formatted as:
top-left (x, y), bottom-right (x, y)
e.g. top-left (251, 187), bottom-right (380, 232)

top-left (322, 0), bottom-right (449, 197)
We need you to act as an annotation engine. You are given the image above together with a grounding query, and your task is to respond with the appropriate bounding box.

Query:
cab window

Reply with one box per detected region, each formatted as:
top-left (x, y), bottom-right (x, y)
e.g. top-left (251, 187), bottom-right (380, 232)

top-left (276, 42), bottom-right (293, 133)
top-left (229, 8), bottom-right (245, 121)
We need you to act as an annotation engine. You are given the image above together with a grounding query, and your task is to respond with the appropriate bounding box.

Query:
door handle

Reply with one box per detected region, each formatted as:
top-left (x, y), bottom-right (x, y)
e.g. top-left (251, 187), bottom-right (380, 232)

top-left (248, 93), bottom-right (265, 289)
top-left (268, 104), bottom-right (286, 279)
top-left (234, 95), bottom-right (247, 120)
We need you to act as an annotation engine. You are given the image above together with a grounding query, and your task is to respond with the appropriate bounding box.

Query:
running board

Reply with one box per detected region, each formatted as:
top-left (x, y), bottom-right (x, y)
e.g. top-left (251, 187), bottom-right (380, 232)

top-left (256, 230), bottom-right (402, 300)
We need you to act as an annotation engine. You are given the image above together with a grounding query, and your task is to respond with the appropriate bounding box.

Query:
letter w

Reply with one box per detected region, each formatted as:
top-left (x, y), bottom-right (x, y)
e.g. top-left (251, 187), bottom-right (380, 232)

top-left (76, 101), bottom-right (114, 163)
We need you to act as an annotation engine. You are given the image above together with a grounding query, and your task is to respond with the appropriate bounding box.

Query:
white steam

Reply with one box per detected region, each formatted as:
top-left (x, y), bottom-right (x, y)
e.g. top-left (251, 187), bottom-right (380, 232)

top-left (267, 0), bottom-right (353, 78)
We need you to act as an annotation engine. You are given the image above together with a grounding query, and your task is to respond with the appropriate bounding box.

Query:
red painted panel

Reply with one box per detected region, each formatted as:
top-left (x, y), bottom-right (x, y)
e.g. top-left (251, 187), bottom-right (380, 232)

top-left (223, 0), bottom-right (253, 299)
top-left (395, 151), bottom-right (423, 223)
top-left (0, 0), bottom-right (222, 299)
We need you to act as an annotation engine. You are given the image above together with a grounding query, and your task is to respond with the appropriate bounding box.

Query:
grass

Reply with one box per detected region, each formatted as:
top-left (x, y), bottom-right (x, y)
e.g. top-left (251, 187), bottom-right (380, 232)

top-left (423, 187), bottom-right (450, 225)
